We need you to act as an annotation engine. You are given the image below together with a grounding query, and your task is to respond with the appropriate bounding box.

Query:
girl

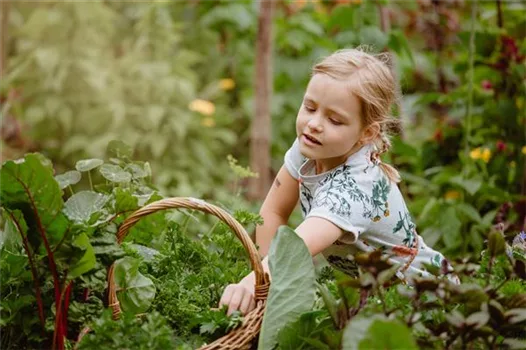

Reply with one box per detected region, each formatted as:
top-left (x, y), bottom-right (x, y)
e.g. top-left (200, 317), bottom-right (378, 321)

top-left (219, 48), bottom-right (453, 316)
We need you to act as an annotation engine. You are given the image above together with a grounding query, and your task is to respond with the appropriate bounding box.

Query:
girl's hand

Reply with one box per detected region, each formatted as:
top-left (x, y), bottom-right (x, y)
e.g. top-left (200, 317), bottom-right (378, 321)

top-left (219, 283), bottom-right (256, 316)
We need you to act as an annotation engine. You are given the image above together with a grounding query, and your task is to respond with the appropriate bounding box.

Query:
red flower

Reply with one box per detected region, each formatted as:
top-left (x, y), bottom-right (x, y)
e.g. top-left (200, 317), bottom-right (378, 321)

top-left (496, 140), bottom-right (507, 152)
top-left (481, 80), bottom-right (492, 90)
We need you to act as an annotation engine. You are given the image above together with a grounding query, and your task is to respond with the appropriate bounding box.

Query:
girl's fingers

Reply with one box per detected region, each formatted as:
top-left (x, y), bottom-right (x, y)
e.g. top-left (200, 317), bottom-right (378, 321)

top-left (219, 284), bottom-right (235, 309)
top-left (227, 288), bottom-right (244, 316)
top-left (239, 291), bottom-right (253, 315)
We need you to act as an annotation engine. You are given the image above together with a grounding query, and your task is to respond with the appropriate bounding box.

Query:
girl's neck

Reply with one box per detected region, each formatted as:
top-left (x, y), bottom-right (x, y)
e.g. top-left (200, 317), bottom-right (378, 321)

top-left (314, 143), bottom-right (366, 174)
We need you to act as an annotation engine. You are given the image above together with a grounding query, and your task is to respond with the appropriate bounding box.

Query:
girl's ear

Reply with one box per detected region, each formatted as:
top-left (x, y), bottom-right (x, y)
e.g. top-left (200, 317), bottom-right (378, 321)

top-left (360, 122), bottom-right (381, 144)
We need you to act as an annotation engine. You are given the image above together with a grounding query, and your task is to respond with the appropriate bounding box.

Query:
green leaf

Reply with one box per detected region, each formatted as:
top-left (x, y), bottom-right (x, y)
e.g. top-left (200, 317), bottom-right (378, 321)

top-left (316, 282), bottom-right (339, 327)
top-left (277, 311), bottom-right (324, 349)
top-left (99, 164), bottom-right (132, 183)
top-left (75, 159), bottom-right (104, 172)
top-left (106, 140), bottom-right (133, 160)
top-left (114, 257), bottom-right (156, 314)
top-left (1, 210), bottom-right (25, 250)
top-left (359, 27), bottom-right (388, 50)
top-left (258, 226), bottom-right (317, 350)
top-left (113, 188), bottom-right (139, 213)
top-left (342, 315), bottom-right (418, 350)
top-left (125, 163), bottom-right (149, 179)
top-left (55, 170), bottom-right (82, 189)
top-left (456, 203), bottom-right (482, 223)
top-left (387, 30), bottom-right (415, 65)
top-left (450, 175), bottom-right (482, 195)
top-left (68, 233), bottom-right (96, 278)
top-left (488, 231), bottom-right (506, 257)
top-left (0, 153), bottom-right (67, 244)
top-left (63, 191), bottom-right (109, 223)
top-left (440, 207), bottom-right (462, 248)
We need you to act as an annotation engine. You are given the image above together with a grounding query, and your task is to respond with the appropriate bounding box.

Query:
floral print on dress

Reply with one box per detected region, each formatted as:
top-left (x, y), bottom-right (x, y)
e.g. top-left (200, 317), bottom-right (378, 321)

top-left (393, 211), bottom-right (417, 247)
top-left (364, 177), bottom-right (391, 222)
top-left (313, 165), bottom-right (370, 217)
top-left (300, 182), bottom-right (313, 217)
top-left (431, 253), bottom-right (443, 268)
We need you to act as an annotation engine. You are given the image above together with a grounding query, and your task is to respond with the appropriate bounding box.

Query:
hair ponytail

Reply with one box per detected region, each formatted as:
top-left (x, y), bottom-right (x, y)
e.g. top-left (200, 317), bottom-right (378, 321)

top-left (373, 130), bottom-right (401, 183)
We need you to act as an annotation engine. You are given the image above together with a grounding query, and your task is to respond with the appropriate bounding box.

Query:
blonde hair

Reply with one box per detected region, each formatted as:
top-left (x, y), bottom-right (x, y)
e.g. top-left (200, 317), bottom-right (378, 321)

top-left (312, 47), bottom-right (402, 183)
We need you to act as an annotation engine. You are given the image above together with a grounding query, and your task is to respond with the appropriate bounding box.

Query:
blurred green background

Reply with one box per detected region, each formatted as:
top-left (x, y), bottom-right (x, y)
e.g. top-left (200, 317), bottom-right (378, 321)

top-left (1, 0), bottom-right (525, 258)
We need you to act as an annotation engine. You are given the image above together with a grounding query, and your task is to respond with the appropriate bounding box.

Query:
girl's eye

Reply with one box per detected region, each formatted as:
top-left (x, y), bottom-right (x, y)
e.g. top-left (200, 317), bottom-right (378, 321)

top-left (329, 118), bottom-right (342, 126)
top-left (304, 105), bottom-right (315, 112)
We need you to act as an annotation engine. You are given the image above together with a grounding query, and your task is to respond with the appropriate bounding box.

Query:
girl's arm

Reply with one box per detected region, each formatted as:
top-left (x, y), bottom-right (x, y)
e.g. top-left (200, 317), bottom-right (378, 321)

top-left (255, 165), bottom-right (300, 257)
top-left (221, 216), bottom-right (344, 315)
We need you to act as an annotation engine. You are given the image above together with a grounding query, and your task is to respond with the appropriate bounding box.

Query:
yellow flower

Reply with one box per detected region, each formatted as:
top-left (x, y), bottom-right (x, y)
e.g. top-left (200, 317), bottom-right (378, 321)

top-left (200, 117), bottom-right (215, 128)
top-left (189, 99), bottom-right (215, 116)
top-left (469, 147), bottom-right (482, 160)
top-left (444, 190), bottom-right (461, 200)
top-left (481, 148), bottom-right (491, 163)
top-left (219, 78), bottom-right (235, 91)
top-left (522, 146), bottom-right (526, 155)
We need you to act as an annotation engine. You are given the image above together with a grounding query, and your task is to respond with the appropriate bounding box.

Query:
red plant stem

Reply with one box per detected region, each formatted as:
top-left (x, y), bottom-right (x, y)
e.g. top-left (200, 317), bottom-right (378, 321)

top-left (82, 288), bottom-right (90, 302)
top-left (52, 280), bottom-right (73, 350)
top-left (7, 211), bottom-right (46, 329)
top-left (63, 282), bottom-right (73, 340)
top-left (13, 177), bottom-right (62, 304)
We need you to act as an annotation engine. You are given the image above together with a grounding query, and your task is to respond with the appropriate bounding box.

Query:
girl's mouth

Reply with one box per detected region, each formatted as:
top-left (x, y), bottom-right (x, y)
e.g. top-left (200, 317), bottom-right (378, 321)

top-left (303, 134), bottom-right (322, 146)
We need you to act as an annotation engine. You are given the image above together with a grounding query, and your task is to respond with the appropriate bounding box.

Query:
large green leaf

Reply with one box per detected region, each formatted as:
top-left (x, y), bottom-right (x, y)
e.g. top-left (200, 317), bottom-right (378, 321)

top-left (0, 153), bottom-right (68, 245)
top-left (114, 257), bottom-right (156, 314)
top-left (342, 315), bottom-right (418, 350)
top-left (258, 226), bottom-right (316, 350)
top-left (63, 191), bottom-right (109, 224)
top-left (68, 232), bottom-right (96, 278)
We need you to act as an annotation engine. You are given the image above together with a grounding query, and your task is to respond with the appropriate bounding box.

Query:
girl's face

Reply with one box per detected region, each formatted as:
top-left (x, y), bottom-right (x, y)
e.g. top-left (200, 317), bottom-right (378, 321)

top-left (296, 73), bottom-right (367, 172)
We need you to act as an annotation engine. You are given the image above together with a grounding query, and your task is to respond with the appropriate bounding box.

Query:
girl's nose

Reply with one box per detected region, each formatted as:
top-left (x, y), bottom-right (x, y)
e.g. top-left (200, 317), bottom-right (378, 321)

top-left (307, 115), bottom-right (323, 132)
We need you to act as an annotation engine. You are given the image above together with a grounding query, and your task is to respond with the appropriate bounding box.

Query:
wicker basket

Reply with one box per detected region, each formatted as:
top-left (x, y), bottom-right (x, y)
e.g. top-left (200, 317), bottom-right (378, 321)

top-left (106, 197), bottom-right (270, 350)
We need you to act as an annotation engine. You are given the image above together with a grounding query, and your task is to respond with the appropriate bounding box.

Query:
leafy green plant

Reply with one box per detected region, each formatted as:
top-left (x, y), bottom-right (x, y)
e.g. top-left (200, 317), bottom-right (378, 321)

top-left (260, 226), bottom-right (526, 350)
top-left (0, 141), bottom-right (259, 349)
top-left (76, 309), bottom-right (176, 350)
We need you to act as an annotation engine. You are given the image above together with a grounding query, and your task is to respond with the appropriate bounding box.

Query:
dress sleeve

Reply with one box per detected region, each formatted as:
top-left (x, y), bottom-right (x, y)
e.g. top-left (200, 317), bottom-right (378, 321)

top-left (283, 138), bottom-right (304, 180)
top-left (305, 166), bottom-right (370, 243)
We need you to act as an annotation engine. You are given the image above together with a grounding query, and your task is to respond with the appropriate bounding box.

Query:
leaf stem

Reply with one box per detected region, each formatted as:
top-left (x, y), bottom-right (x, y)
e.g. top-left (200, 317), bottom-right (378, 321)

top-left (10, 172), bottom-right (62, 327)
top-left (7, 210), bottom-right (46, 329)
top-left (88, 171), bottom-right (93, 191)
top-left (52, 280), bottom-right (73, 350)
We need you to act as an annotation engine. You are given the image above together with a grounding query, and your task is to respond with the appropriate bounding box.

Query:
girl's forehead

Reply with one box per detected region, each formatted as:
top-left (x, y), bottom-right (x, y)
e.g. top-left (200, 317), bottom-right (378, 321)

top-left (305, 74), bottom-right (361, 115)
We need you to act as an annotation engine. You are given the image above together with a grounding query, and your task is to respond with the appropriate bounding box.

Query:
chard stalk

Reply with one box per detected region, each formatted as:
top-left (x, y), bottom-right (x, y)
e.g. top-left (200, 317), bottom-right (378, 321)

top-left (7, 210), bottom-right (46, 329)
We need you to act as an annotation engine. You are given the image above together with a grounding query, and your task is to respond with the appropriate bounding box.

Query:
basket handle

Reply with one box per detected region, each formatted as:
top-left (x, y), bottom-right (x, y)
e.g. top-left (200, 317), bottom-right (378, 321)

top-left (107, 197), bottom-right (270, 319)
